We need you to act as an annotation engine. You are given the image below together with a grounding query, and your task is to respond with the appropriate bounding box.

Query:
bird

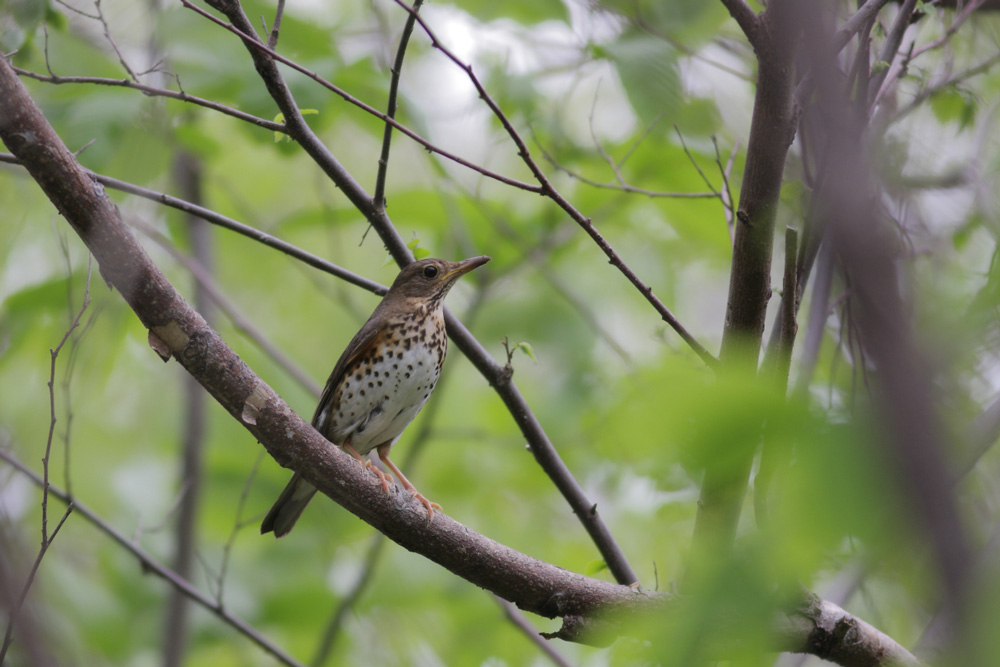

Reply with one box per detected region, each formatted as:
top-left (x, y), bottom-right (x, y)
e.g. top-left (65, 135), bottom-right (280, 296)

top-left (261, 255), bottom-right (490, 537)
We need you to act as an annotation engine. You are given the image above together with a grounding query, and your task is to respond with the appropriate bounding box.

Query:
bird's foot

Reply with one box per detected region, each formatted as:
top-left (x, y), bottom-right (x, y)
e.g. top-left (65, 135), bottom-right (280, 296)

top-left (409, 491), bottom-right (440, 522)
top-left (368, 463), bottom-right (395, 493)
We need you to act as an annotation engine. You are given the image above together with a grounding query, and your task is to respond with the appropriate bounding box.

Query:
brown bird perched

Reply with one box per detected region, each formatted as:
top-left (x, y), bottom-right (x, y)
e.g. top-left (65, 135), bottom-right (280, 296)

top-left (261, 256), bottom-right (490, 537)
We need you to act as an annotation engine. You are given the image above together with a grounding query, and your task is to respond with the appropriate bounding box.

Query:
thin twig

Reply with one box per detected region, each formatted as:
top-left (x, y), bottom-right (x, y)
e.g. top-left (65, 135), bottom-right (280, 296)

top-left (868, 0), bottom-right (919, 108)
top-left (545, 161), bottom-right (718, 199)
top-left (619, 110), bottom-right (666, 168)
top-left (0, 505), bottom-right (73, 663)
top-left (0, 449), bottom-right (307, 667)
top-left (712, 135), bottom-right (739, 243)
top-left (495, 597), bottom-right (574, 667)
top-left (0, 265), bottom-right (90, 661)
top-left (892, 51), bottom-right (1000, 122)
top-left (267, 0), bottom-right (286, 49)
top-left (216, 451), bottom-right (264, 606)
top-left (180, 0), bottom-right (538, 191)
top-left (42, 262), bottom-right (92, 540)
top-left (0, 153), bottom-right (383, 295)
top-left (909, 0), bottom-right (985, 60)
top-left (388, 0), bottom-right (718, 367)
top-left (673, 125), bottom-right (720, 197)
top-left (373, 0), bottom-right (424, 209)
top-left (12, 67), bottom-right (286, 132)
top-left (93, 0), bottom-right (138, 81)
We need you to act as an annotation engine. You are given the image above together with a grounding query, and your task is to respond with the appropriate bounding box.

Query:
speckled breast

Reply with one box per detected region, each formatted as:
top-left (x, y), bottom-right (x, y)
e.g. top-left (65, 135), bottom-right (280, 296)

top-left (325, 310), bottom-right (446, 454)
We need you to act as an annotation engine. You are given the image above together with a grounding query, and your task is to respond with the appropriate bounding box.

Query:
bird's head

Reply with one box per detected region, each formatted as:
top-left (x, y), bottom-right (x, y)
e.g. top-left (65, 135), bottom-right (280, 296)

top-left (387, 256), bottom-right (491, 304)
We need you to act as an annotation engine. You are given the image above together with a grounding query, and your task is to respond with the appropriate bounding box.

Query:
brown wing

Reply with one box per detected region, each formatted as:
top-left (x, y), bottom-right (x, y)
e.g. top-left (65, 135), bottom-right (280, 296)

top-left (311, 313), bottom-right (385, 435)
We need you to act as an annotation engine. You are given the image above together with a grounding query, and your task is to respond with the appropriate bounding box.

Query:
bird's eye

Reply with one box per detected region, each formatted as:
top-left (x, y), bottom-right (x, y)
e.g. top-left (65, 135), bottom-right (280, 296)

top-left (422, 265), bottom-right (438, 278)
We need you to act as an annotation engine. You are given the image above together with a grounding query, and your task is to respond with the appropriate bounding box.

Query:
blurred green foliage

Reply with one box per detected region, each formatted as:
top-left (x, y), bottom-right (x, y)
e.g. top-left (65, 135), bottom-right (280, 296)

top-left (1, 1), bottom-right (1000, 666)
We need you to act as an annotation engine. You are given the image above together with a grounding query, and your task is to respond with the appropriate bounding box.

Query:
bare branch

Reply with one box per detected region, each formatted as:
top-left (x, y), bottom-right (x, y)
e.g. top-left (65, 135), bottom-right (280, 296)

top-left (12, 67), bottom-right (286, 133)
top-left (833, 0), bottom-right (893, 52)
top-left (868, 0), bottom-right (919, 108)
top-left (689, 0), bottom-right (800, 564)
top-left (93, 0), bottom-right (139, 81)
top-left (389, 0), bottom-right (718, 367)
top-left (373, 0), bottom-right (424, 209)
top-left (192, 0), bottom-right (643, 586)
top-left (720, 0), bottom-right (760, 46)
top-left (267, 0), bottom-right (285, 49)
top-left (180, 0), bottom-right (538, 191)
top-left (0, 504), bottom-right (73, 663)
top-left (496, 597), bottom-right (575, 667)
top-left (0, 57), bottom-right (932, 662)
top-left (0, 450), bottom-right (306, 667)
top-left (0, 153), bottom-right (381, 294)
top-left (712, 136), bottom-right (739, 244)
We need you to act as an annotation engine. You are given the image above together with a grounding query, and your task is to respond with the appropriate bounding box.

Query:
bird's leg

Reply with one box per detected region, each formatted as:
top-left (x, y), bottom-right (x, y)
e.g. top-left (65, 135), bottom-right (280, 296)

top-left (376, 444), bottom-right (440, 519)
top-left (343, 441), bottom-right (394, 492)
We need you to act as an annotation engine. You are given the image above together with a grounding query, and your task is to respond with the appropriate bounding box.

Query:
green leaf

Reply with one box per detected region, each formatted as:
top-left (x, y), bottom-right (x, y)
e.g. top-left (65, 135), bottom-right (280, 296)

top-left (929, 88), bottom-right (977, 130)
top-left (514, 341), bottom-right (537, 363)
top-left (456, 0), bottom-right (567, 25)
top-left (272, 109), bottom-right (317, 142)
top-left (600, 34), bottom-right (682, 127)
top-left (406, 234), bottom-right (431, 260)
top-left (585, 559), bottom-right (609, 576)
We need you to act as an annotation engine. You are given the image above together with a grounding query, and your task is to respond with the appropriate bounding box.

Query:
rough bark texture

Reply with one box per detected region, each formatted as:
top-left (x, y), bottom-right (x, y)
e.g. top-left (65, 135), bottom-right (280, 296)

top-left (689, 0), bottom-right (799, 562)
top-left (0, 48), bottom-right (926, 664)
top-left (0, 54), bottom-right (651, 642)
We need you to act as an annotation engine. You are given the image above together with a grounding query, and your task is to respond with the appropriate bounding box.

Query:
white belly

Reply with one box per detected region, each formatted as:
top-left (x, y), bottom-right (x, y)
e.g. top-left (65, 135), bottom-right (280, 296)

top-left (328, 345), bottom-right (441, 454)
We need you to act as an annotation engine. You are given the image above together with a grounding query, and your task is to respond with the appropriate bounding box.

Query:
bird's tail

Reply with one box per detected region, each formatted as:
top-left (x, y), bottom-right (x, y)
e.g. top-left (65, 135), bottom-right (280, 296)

top-left (260, 472), bottom-right (318, 537)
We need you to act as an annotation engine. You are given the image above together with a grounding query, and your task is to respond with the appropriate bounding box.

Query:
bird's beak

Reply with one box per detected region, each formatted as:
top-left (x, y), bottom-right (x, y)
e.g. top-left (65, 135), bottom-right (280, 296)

top-left (446, 255), bottom-right (491, 279)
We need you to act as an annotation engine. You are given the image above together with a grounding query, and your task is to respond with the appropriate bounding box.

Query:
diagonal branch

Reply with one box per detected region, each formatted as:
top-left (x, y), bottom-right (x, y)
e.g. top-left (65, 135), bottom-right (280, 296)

top-left (12, 67), bottom-right (285, 133)
top-left (373, 0), bottom-right (424, 209)
top-left (0, 449), bottom-right (305, 667)
top-left (0, 50), bottom-right (648, 631)
top-left (689, 0), bottom-right (800, 565)
top-left (0, 54), bottom-right (929, 665)
top-left (833, 0), bottom-right (893, 52)
top-left (179, 0), bottom-right (537, 191)
top-left (389, 0), bottom-right (719, 367)
top-left (193, 0), bottom-right (641, 586)
top-left (720, 0), bottom-right (761, 47)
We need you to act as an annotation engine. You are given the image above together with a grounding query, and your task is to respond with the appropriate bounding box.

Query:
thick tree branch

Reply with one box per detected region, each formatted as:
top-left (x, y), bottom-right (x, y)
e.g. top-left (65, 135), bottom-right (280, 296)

top-left (0, 54), bottom-right (930, 665)
top-left (689, 0), bottom-right (799, 563)
top-left (193, 0), bottom-right (641, 586)
top-left (0, 52), bottom-right (648, 636)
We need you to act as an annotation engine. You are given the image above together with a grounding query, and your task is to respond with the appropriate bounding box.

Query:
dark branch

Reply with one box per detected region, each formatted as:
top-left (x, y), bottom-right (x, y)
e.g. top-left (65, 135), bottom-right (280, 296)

top-left (373, 0), bottom-right (424, 209)
top-left (0, 449), bottom-right (305, 667)
top-left (719, 0), bottom-right (760, 46)
top-left (11, 67), bottom-right (285, 133)
top-left (194, 0), bottom-right (642, 586)
top-left (0, 52), bottom-right (929, 666)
